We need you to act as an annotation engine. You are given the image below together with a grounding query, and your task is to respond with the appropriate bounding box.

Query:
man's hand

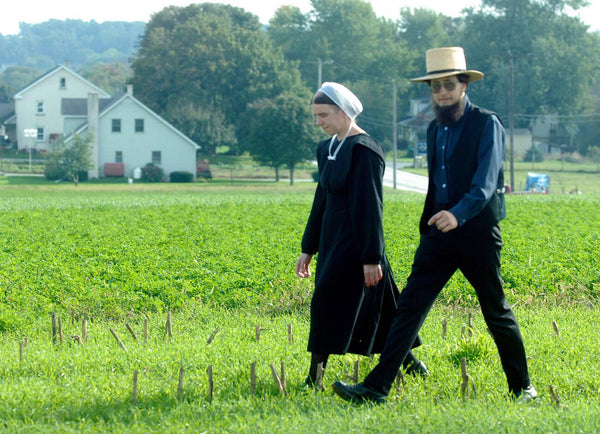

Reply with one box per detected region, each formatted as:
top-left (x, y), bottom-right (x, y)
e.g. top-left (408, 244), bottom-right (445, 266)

top-left (428, 210), bottom-right (458, 233)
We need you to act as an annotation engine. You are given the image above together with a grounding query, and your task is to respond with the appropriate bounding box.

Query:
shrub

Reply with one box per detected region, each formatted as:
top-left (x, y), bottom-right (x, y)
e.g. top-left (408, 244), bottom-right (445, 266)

top-left (44, 161), bottom-right (67, 180)
top-left (197, 169), bottom-right (212, 180)
top-left (523, 145), bottom-right (544, 163)
top-left (77, 170), bottom-right (89, 182)
top-left (141, 163), bottom-right (164, 182)
top-left (170, 171), bottom-right (194, 183)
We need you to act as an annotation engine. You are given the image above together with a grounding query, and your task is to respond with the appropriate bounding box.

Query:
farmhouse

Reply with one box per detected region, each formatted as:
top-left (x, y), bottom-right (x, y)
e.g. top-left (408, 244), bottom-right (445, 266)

top-left (10, 65), bottom-right (200, 179)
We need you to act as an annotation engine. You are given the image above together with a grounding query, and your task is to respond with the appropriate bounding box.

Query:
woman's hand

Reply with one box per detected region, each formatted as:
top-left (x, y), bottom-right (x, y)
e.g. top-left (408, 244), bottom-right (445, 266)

top-left (363, 264), bottom-right (383, 287)
top-left (296, 253), bottom-right (313, 278)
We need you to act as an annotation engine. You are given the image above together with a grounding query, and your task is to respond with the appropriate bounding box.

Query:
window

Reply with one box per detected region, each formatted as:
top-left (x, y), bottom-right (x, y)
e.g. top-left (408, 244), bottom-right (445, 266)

top-left (36, 101), bottom-right (44, 114)
top-left (36, 128), bottom-right (44, 142)
top-left (152, 151), bottom-right (161, 165)
top-left (59, 77), bottom-right (66, 88)
top-left (112, 119), bottom-right (121, 133)
top-left (135, 118), bottom-right (144, 133)
top-left (115, 151), bottom-right (123, 163)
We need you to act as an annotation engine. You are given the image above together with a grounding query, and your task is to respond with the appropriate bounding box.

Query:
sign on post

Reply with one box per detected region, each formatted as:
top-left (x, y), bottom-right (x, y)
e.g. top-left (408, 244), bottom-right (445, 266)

top-left (23, 128), bottom-right (37, 138)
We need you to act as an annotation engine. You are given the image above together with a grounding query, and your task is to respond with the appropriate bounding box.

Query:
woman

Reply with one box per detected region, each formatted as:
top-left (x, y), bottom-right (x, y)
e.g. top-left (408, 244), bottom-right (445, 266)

top-left (296, 82), bottom-right (426, 388)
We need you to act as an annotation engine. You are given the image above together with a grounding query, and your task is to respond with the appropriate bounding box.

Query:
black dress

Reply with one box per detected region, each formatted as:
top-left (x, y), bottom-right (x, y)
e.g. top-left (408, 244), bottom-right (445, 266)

top-left (301, 134), bottom-right (403, 356)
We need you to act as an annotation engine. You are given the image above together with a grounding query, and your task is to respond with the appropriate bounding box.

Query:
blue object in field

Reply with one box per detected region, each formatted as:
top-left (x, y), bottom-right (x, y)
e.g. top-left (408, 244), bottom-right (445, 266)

top-left (525, 173), bottom-right (550, 193)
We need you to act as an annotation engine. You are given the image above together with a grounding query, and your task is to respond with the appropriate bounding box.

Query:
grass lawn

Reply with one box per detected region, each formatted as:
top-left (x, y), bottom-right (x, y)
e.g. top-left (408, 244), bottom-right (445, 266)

top-left (0, 178), bottom-right (598, 432)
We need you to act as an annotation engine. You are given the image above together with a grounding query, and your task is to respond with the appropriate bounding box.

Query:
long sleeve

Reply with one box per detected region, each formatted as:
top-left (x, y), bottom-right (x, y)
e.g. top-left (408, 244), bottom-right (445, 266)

top-left (301, 181), bottom-right (326, 254)
top-left (348, 145), bottom-right (385, 264)
top-left (449, 115), bottom-right (504, 226)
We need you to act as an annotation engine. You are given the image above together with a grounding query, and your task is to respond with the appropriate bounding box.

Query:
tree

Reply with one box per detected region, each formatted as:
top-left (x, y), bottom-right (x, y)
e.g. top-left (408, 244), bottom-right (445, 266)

top-left (460, 0), bottom-right (600, 124)
top-left (0, 65), bottom-right (40, 97)
top-left (131, 3), bottom-right (301, 154)
top-left (268, 0), bottom-right (417, 146)
top-left (80, 62), bottom-right (132, 95)
top-left (44, 133), bottom-right (93, 186)
top-left (167, 102), bottom-right (237, 156)
top-left (1, 20), bottom-right (144, 71)
top-left (398, 7), bottom-right (459, 56)
top-left (587, 146), bottom-right (600, 172)
top-left (245, 91), bottom-right (320, 185)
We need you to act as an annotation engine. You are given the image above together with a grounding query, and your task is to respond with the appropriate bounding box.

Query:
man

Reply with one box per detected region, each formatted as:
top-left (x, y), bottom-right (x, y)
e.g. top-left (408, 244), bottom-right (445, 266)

top-left (332, 47), bottom-right (537, 404)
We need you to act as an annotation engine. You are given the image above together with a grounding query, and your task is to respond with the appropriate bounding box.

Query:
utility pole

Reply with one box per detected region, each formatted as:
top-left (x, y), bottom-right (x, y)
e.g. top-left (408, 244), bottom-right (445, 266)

top-left (392, 79), bottom-right (397, 189)
top-left (309, 58), bottom-right (333, 90)
top-left (508, 50), bottom-right (515, 191)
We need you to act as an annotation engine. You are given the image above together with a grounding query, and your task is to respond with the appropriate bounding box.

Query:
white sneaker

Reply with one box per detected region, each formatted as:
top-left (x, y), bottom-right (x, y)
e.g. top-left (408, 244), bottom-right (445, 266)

top-left (515, 385), bottom-right (538, 402)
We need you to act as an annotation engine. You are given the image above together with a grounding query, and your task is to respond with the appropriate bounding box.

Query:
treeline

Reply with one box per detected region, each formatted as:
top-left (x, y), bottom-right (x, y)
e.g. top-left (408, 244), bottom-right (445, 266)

top-left (129, 0), bottom-right (600, 164)
top-left (0, 19), bottom-right (145, 99)
top-left (0, 19), bottom-right (145, 71)
top-left (2, 0), bottom-right (600, 173)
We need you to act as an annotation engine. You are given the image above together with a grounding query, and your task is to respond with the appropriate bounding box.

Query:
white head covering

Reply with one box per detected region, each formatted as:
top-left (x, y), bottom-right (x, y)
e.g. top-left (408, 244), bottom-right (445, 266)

top-left (316, 82), bottom-right (363, 120)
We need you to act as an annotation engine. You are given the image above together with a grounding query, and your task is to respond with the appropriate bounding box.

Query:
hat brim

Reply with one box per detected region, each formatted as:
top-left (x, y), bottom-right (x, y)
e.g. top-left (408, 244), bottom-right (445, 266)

top-left (409, 70), bottom-right (484, 83)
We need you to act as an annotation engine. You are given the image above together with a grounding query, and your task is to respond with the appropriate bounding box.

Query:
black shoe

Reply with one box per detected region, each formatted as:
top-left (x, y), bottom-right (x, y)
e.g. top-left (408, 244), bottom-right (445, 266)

top-left (304, 376), bottom-right (324, 391)
top-left (405, 361), bottom-right (429, 377)
top-left (331, 381), bottom-right (386, 404)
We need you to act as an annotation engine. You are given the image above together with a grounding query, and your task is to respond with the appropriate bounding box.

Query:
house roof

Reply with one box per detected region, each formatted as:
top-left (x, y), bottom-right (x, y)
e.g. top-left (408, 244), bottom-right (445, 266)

top-left (13, 64), bottom-right (111, 99)
top-left (68, 93), bottom-right (200, 151)
top-left (61, 96), bottom-right (120, 116)
top-left (0, 102), bottom-right (14, 122)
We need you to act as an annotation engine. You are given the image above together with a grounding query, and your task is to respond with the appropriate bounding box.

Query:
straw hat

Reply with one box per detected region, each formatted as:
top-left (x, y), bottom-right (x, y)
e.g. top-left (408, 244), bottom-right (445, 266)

top-left (409, 47), bottom-right (483, 83)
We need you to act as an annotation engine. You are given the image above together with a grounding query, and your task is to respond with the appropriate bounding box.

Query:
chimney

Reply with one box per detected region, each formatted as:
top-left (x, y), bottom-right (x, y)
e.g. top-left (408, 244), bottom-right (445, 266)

top-left (127, 84), bottom-right (133, 96)
top-left (87, 92), bottom-right (100, 178)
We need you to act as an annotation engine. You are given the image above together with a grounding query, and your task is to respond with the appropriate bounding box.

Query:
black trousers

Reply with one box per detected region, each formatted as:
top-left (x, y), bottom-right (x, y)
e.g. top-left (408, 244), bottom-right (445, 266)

top-left (364, 225), bottom-right (530, 395)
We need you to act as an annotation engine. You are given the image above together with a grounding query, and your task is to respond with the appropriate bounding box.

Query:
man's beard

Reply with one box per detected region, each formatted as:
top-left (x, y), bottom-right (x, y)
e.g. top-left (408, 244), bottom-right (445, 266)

top-left (433, 98), bottom-right (465, 125)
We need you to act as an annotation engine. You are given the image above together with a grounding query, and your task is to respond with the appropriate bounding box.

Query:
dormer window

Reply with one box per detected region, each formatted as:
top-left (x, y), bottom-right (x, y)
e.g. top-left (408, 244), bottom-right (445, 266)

top-left (36, 101), bottom-right (44, 114)
top-left (60, 77), bottom-right (66, 88)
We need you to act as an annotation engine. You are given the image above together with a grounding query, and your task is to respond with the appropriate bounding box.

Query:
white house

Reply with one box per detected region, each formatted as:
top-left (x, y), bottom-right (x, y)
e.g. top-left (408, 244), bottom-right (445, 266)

top-left (13, 65), bottom-right (111, 152)
top-left (69, 86), bottom-right (200, 178)
top-left (12, 65), bottom-right (200, 179)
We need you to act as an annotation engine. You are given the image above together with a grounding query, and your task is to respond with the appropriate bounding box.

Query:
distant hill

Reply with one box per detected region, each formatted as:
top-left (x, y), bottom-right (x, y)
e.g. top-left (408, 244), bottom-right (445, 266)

top-left (0, 19), bottom-right (146, 72)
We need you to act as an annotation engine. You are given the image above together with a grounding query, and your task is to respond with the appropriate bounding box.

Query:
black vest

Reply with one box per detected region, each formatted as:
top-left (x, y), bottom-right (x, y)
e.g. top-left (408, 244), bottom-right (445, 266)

top-left (419, 105), bottom-right (506, 235)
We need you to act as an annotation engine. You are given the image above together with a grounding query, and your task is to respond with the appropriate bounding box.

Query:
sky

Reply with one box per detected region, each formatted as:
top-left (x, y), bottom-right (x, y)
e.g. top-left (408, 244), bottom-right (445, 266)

top-left (1, 0), bottom-right (599, 36)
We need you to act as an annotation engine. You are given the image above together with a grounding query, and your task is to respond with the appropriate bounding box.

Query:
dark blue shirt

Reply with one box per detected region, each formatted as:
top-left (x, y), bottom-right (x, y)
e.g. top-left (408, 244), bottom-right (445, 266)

top-left (433, 97), bottom-right (505, 226)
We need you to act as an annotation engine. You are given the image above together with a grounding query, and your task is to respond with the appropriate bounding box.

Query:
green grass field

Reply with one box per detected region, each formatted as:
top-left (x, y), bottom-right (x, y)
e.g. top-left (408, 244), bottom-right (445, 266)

top-left (0, 178), bottom-right (598, 432)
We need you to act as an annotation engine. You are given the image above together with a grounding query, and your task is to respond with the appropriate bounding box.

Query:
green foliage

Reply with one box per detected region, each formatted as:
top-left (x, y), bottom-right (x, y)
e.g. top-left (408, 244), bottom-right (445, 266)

top-left (461, 0), bottom-right (600, 124)
top-left (43, 133), bottom-right (93, 184)
top-left (4, 1), bottom-right (600, 159)
top-left (0, 304), bottom-right (18, 332)
top-left (167, 103), bottom-right (237, 156)
top-left (587, 146), bottom-right (600, 171)
top-left (0, 184), bottom-right (598, 321)
top-left (0, 181), bottom-right (598, 431)
top-left (169, 171), bottom-right (194, 183)
top-left (0, 20), bottom-right (144, 71)
top-left (0, 65), bottom-right (41, 98)
top-left (244, 91), bottom-right (320, 184)
top-left (141, 163), bottom-right (164, 182)
top-left (131, 3), bottom-right (303, 153)
top-left (523, 145), bottom-right (545, 163)
top-left (447, 328), bottom-right (494, 366)
top-left (79, 62), bottom-right (132, 95)
top-left (0, 305), bottom-right (598, 432)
